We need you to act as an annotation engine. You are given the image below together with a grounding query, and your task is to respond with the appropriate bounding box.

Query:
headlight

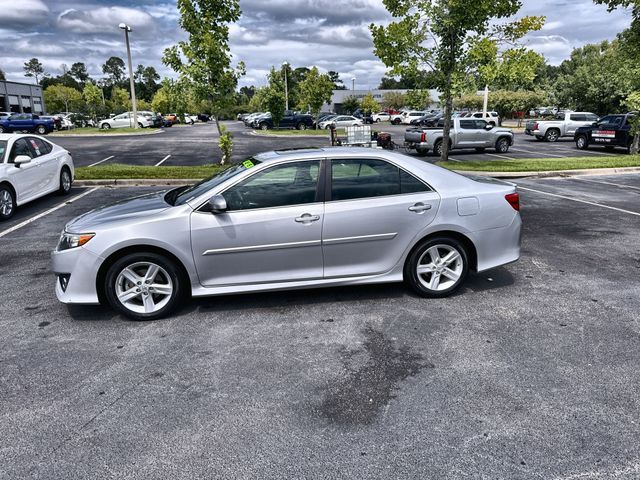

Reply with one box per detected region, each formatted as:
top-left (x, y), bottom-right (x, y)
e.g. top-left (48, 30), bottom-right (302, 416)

top-left (57, 231), bottom-right (95, 251)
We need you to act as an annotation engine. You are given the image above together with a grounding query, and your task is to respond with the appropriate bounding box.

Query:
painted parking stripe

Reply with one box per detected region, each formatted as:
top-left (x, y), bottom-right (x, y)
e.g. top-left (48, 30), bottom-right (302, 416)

top-left (88, 155), bottom-right (114, 167)
top-left (0, 188), bottom-right (99, 239)
top-left (511, 148), bottom-right (566, 158)
top-left (155, 155), bottom-right (171, 166)
top-left (518, 186), bottom-right (640, 217)
top-left (573, 177), bottom-right (640, 192)
top-left (486, 153), bottom-right (516, 160)
top-left (447, 157), bottom-right (463, 162)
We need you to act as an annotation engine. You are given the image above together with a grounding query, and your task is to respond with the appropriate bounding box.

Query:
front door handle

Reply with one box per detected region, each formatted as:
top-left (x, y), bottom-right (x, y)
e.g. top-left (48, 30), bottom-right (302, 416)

top-left (295, 213), bottom-right (320, 223)
top-left (408, 203), bottom-right (432, 213)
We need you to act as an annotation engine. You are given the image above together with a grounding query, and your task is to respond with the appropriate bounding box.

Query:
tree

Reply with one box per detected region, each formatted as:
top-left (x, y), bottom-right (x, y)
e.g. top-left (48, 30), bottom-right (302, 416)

top-left (625, 92), bottom-right (640, 154)
top-left (163, 0), bottom-right (244, 164)
top-left (341, 96), bottom-right (360, 114)
top-left (405, 90), bottom-right (432, 110)
top-left (44, 85), bottom-right (82, 112)
top-left (360, 93), bottom-right (380, 115)
top-left (297, 67), bottom-right (335, 127)
top-left (110, 86), bottom-right (130, 113)
top-left (24, 58), bottom-right (45, 84)
top-left (239, 86), bottom-right (256, 100)
top-left (381, 91), bottom-right (406, 110)
top-left (83, 82), bottom-right (103, 121)
top-left (328, 71), bottom-right (346, 90)
top-left (371, 1), bottom-right (544, 161)
top-left (102, 57), bottom-right (126, 85)
top-left (0, 68), bottom-right (5, 80)
top-left (151, 86), bottom-right (171, 113)
top-left (69, 62), bottom-right (90, 84)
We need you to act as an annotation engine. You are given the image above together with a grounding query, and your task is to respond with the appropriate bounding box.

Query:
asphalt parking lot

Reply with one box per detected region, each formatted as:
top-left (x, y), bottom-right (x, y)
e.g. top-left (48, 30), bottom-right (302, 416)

top-left (49, 121), bottom-right (628, 168)
top-left (1, 173), bottom-right (639, 478)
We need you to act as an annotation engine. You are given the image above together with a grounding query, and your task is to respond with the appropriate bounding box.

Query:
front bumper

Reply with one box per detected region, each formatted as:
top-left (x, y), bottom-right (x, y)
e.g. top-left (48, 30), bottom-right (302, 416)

top-left (51, 246), bottom-right (104, 305)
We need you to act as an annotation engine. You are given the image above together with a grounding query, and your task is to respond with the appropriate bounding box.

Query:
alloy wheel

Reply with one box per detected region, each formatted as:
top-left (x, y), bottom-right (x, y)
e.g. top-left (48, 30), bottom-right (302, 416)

top-left (416, 244), bottom-right (464, 292)
top-left (115, 262), bottom-right (174, 314)
top-left (0, 189), bottom-right (14, 217)
top-left (61, 170), bottom-right (71, 193)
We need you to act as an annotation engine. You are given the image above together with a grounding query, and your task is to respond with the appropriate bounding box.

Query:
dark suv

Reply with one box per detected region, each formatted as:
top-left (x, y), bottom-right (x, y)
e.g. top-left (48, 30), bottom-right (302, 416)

top-left (575, 113), bottom-right (636, 153)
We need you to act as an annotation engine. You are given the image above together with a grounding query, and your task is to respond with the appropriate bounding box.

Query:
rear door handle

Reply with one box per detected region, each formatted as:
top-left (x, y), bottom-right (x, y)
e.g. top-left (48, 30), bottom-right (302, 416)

top-left (295, 213), bottom-right (320, 223)
top-left (408, 203), bottom-right (432, 213)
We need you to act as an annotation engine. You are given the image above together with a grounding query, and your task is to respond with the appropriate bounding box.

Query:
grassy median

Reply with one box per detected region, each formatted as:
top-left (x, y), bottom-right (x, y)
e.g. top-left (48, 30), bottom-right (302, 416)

top-left (437, 155), bottom-right (640, 172)
top-left (50, 127), bottom-right (160, 136)
top-left (75, 163), bottom-right (226, 180)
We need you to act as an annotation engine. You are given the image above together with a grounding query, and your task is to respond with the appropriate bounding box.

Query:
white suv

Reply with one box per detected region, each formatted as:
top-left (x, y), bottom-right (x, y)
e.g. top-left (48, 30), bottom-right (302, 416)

top-left (471, 111), bottom-right (501, 126)
top-left (100, 112), bottom-right (151, 129)
top-left (402, 111), bottom-right (430, 125)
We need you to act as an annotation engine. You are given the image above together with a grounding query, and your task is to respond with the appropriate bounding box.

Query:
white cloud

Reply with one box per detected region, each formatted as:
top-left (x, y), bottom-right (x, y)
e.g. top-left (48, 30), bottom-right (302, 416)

top-left (57, 7), bottom-right (156, 35)
top-left (0, 0), bottom-right (50, 27)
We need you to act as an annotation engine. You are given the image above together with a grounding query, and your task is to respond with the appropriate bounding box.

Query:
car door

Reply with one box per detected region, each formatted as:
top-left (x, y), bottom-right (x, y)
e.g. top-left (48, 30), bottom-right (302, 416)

top-left (322, 158), bottom-right (441, 278)
top-left (567, 114), bottom-right (586, 136)
top-left (457, 120), bottom-right (479, 148)
top-left (114, 113), bottom-right (129, 128)
top-left (28, 137), bottom-right (58, 192)
top-left (190, 159), bottom-right (325, 287)
top-left (5, 138), bottom-right (40, 203)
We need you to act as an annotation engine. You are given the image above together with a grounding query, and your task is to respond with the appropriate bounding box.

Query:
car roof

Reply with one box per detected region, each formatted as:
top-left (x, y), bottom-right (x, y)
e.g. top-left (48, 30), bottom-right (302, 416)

top-left (0, 133), bottom-right (51, 142)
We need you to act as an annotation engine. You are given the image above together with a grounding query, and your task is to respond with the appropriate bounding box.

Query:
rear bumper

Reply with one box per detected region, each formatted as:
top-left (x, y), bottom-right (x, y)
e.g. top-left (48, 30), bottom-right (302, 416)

top-left (474, 214), bottom-right (522, 272)
top-left (51, 247), bottom-right (103, 305)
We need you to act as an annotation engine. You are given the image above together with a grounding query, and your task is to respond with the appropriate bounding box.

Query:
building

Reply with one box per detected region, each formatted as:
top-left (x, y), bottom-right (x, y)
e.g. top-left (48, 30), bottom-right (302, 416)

top-left (325, 89), bottom-right (442, 113)
top-left (0, 80), bottom-right (46, 115)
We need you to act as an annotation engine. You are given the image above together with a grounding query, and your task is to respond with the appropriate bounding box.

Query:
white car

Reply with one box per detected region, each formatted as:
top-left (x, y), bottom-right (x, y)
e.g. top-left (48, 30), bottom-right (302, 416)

top-left (372, 112), bottom-right (391, 123)
top-left (100, 112), bottom-right (151, 129)
top-left (183, 114), bottom-right (198, 125)
top-left (0, 134), bottom-right (74, 220)
top-left (402, 111), bottom-right (430, 125)
top-left (319, 115), bottom-right (364, 129)
top-left (470, 111), bottom-right (501, 126)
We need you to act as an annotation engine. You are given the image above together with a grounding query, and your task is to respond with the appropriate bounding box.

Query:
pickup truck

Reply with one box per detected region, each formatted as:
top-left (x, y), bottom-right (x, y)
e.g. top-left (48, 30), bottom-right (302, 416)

top-left (525, 111), bottom-right (599, 142)
top-left (405, 118), bottom-right (514, 156)
top-left (0, 113), bottom-right (54, 135)
top-left (256, 111), bottom-right (314, 130)
top-left (574, 112), bottom-right (636, 153)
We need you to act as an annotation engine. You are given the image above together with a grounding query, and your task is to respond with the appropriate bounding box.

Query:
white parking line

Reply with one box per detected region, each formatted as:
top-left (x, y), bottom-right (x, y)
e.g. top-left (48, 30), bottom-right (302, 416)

top-left (486, 153), bottom-right (516, 160)
top-left (88, 155), bottom-right (114, 167)
top-left (518, 186), bottom-right (640, 217)
top-left (0, 188), bottom-right (99, 239)
top-left (511, 148), bottom-right (565, 158)
top-left (573, 177), bottom-right (640, 191)
top-left (155, 155), bottom-right (171, 167)
top-left (447, 157), bottom-right (463, 162)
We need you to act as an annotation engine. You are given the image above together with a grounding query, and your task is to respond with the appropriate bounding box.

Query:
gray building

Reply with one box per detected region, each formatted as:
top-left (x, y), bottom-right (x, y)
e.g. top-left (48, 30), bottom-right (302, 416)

top-left (0, 81), bottom-right (46, 115)
top-left (325, 89), bottom-right (442, 113)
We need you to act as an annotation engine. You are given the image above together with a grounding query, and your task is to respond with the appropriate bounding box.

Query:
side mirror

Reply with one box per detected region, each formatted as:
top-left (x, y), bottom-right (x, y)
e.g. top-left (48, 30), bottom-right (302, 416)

top-left (485, 124), bottom-right (493, 130)
top-left (14, 155), bottom-right (32, 166)
top-left (592, 122), bottom-right (598, 127)
top-left (208, 194), bottom-right (227, 214)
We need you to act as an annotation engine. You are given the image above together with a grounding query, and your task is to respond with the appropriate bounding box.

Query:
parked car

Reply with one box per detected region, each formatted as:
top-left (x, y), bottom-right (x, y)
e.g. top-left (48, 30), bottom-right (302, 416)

top-left (255, 111), bottom-right (315, 130)
top-left (470, 111), bottom-right (501, 126)
top-left (402, 111), bottom-right (430, 125)
top-left (0, 114), bottom-right (55, 135)
top-left (405, 118), bottom-right (514, 156)
top-left (198, 113), bottom-right (211, 122)
top-left (0, 134), bottom-right (74, 220)
top-left (390, 110), bottom-right (410, 125)
top-left (243, 112), bottom-right (264, 127)
top-left (137, 111), bottom-right (163, 128)
top-left (100, 112), bottom-right (152, 129)
top-left (525, 111), bottom-right (599, 142)
top-left (164, 113), bottom-right (179, 125)
top-left (183, 114), bottom-right (198, 125)
top-left (51, 147), bottom-right (521, 320)
top-left (318, 115), bottom-right (364, 129)
top-left (574, 112), bottom-right (637, 153)
top-left (372, 112), bottom-right (391, 123)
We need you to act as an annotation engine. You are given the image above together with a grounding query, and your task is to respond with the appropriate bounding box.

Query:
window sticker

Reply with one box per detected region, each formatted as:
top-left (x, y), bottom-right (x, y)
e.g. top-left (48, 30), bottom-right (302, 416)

top-left (242, 159), bottom-right (255, 169)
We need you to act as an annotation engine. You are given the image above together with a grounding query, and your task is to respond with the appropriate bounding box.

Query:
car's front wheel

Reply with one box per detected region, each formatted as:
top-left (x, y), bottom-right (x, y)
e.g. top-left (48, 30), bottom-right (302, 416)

top-left (101, 123), bottom-right (111, 130)
top-left (297, 123), bottom-right (307, 130)
top-left (495, 137), bottom-right (510, 153)
top-left (36, 125), bottom-right (47, 135)
top-left (405, 237), bottom-right (469, 298)
top-left (575, 135), bottom-right (589, 150)
top-left (0, 185), bottom-right (16, 220)
top-left (105, 252), bottom-right (185, 320)
top-left (0, 126), bottom-right (5, 133)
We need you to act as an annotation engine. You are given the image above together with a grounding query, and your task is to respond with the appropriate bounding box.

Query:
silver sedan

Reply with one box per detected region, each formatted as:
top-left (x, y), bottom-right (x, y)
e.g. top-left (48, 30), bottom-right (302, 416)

top-left (52, 147), bottom-right (521, 320)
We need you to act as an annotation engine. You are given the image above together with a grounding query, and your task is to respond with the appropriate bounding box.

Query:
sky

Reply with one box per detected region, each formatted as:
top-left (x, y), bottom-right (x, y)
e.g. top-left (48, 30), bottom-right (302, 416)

top-left (0, 0), bottom-right (632, 89)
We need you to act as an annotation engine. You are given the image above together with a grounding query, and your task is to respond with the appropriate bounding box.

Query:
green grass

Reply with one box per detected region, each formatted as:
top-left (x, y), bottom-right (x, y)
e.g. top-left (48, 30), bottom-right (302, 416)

top-left (253, 128), bottom-right (342, 136)
top-left (50, 127), bottom-right (158, 136)
top-left (437, 155), bottom-right (640, 172)
top-left (75, 163), bottom-right (226, 180)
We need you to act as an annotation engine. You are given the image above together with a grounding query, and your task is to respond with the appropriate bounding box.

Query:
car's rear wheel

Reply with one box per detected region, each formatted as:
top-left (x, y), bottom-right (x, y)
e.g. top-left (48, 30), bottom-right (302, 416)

top-left (36, 125), bottom-right (46, 135)
top-left (58, 167), bottom-right (72, 195)
top-left (101, 123), bottom-right (111, 130)
top-left (105, 253), bottom-right (185, 321)
top-left (0, 126), bottom-right (5, 133)
top-left (297, 123), bottom-right (306, 130)
top-left (375, 118), bottom-right (381, 123)
top-left (545, 129), bottom-right (560, 142)
top-left (495, 137), bottom-right (510, 153)
top-left (415, 147), bottom-right (429, 156)
top-left (260, 123), bottom-right (269, 131)
top-left (405, 237), bottom-right (469, 298)
top-left (138, 122), bottom-right (144, 129)
top-left (575, 135), bottom-right (589, 150)
top-left (0, 185), bottom-right (16, 220)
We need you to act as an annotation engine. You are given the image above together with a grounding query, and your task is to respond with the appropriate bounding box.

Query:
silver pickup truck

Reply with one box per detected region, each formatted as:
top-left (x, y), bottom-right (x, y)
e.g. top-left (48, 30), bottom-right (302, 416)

top-left (525, 111), bottom-right (599, 142)
top-left (405, 118), bottom-right (514, 156)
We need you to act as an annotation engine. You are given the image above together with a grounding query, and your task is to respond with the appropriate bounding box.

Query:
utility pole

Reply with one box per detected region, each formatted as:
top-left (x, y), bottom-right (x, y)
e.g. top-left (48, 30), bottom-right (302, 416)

top-left (351, 77), bottom-right (356, 91)
top-left (119, 23), bottom-right (138, 129)
top-left (283, 61), bottom-right (289, 111)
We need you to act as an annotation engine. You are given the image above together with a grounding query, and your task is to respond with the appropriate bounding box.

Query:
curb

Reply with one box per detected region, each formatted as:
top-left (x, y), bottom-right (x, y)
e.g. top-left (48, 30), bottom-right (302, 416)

top-left (75, 179), bottom-right (198, 187)
top-left (453, 166), bottom-right (640, 179)
top-left (49, 129), bottom-right (165, 138)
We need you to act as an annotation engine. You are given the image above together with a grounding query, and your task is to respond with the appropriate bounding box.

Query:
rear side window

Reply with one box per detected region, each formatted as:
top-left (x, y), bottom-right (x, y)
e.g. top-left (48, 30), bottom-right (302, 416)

top-left (400, 170), bottom-right (431, 194)
top-left (459, 120), bottom-right (476, 129)
top-left (570, 114), bottom-right (586, 121)
top-left (28, 137), bottom-right (51, 157)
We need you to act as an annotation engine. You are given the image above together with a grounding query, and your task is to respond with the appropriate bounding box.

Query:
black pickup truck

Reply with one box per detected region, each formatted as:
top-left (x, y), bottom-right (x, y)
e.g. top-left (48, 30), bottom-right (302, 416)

top-left (258, 110), bottom-right (314, 130)
top-left (574, 113), bottom-right (636, 153)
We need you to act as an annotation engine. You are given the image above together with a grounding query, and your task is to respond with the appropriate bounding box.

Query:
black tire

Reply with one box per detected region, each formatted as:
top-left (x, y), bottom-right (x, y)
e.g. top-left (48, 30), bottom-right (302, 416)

top-left (545, 129), bottom-right (560, 142)
top-left (415, 148), bottom-right (429, 156)
top-left (375, 118), bottom-right (381, 123)
top-left (104, 252), bottom-right (185, 321)
top-left (432, 140), bottom-right (444, 157)
top-left (393, 118), bottom-right (402, 125)
top-left (475, 147), bottom-right (486, 153)
top-left (138, 122), bottom-right (144, 129)
top-left (404, 236), bottom-right (469, 298)
top-left (101, 123), bottom-right (111, 130)
top-left (58, 167), bottom-right (72, 195)
top-left (297, 123), bottom-right (306, 130)
top-left (260, 123), bottom-right (269, 131)
top-left (495, 137), bottom-right (510, 153)
top-left (36, 125), bottom-right (46, 135)
top-left (575, 135), bottom-right (589, 150)
top-left (0, 184), bottom-right (16, 221)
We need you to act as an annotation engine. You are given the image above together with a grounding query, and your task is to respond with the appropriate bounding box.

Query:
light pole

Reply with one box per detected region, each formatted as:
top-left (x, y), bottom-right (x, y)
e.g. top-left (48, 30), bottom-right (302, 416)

top-left (351, 77), bottom-right (356, 91)
top-left (119, 23), bottom-right (138, 129)
top-left (282, 61), bottom-right (289, 111)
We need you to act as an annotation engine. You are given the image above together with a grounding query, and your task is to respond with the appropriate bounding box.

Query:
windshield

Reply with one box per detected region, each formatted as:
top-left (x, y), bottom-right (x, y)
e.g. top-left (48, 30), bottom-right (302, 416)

top-left (169, 158), bottom-right (262, 206)
top-left (0, 140), bottom-right (6, 161)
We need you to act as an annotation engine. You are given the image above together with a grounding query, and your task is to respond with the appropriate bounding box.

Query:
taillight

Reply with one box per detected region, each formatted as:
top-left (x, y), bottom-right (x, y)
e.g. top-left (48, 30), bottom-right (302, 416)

top-left (533, 122), bottom-right (539, 130)
top-left (505, 193), bottom-right (520, 211)
top-left (421, 132), bottom-right (426, 142)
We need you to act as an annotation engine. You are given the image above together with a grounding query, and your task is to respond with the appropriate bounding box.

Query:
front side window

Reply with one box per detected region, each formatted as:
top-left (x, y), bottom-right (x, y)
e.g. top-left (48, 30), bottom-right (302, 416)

top-left (475, 120), bottom-right (488, 129)
top-left (9, 139), bottom-right (35, 163)
top-left (223, 160), bottom-right (320, 211)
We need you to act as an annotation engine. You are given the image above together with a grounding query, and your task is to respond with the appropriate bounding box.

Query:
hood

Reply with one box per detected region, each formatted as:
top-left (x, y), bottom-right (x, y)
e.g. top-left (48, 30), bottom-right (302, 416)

top-left (66, 191), bottom-right (171, 232)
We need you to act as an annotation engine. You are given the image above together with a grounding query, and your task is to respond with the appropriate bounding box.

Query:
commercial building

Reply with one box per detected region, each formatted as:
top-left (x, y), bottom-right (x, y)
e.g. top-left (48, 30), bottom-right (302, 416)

top-left (0, 80), bottom-right (46, 115)
top-left (325, 89), bottom-right (442, 113)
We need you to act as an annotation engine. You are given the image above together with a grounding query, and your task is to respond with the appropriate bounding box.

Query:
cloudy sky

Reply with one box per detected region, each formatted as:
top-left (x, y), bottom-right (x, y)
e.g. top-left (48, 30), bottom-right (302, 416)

top-left (0, 0), bottom-right (632, 89)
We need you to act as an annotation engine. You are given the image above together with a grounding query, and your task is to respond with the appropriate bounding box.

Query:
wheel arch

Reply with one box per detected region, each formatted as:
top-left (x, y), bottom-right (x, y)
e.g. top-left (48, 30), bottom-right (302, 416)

top-left (404, 230), bottom-right (478, 276)
top-left (96, 244), bottom-right (192, 305)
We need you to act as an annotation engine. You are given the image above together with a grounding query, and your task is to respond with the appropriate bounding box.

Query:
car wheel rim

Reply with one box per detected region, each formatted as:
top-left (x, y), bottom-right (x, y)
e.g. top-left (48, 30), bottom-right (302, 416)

top-left (577, 138), bottom-right (585, 148)
top-left (0, 190), bottom-right (13, 216)
top-left (115, 262), bottom-right (173, 314)
top-left (548, 132), bottom-right (558, 141)
top-left (416, 245), bottom-right (463, 292)
top-left (62, 171), bottom-right (71, 191)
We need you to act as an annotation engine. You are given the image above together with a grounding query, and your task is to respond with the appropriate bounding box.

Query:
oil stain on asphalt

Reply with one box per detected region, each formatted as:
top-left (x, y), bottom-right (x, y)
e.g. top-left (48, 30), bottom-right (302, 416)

top-left (318, 326), bottom-right (432, 425)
